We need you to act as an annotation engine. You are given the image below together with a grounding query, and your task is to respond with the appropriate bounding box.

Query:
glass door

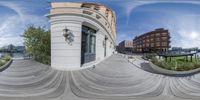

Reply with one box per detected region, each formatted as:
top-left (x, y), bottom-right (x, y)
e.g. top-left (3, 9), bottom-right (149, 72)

top-left (81, 25), bottom-right (96, 65)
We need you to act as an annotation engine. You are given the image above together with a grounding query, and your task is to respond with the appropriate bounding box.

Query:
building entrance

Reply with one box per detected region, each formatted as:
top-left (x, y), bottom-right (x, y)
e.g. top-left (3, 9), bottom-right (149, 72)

top-left (81, 25), bottom-right (96, 65)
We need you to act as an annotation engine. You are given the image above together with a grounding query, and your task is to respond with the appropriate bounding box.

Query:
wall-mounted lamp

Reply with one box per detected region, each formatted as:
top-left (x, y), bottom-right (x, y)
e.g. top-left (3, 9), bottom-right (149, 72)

top-left (63, 27), bottom-right (74, 45)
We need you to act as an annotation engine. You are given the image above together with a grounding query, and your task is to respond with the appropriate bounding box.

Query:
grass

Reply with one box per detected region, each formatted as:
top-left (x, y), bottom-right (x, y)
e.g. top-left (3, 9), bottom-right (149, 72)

top-left (0, 54), bottom-right (11, 67)
top-left (151, 56), bottom-right (200, 71)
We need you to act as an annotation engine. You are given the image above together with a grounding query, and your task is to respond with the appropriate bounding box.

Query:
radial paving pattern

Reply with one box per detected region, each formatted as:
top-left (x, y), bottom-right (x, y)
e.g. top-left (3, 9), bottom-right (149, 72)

top-left (0, 54), bottom-right (200, 100)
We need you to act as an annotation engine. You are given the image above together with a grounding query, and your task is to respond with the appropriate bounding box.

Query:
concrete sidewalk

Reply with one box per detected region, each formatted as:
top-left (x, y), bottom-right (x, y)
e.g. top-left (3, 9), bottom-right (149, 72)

top-left (0, 54), bottom-right (199, 100)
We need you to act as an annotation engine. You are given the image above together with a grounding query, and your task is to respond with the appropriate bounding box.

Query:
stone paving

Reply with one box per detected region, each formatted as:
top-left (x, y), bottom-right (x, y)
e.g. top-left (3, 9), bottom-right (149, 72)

top-left (0, 54), bottom-right (200, 100)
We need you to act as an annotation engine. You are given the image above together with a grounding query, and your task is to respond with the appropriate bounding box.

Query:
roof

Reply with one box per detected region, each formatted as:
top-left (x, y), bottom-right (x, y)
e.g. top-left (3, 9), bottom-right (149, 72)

top-left (134, 28), bottom-right (169, 40)
top-left (50, 1), bottom-right (114, 12)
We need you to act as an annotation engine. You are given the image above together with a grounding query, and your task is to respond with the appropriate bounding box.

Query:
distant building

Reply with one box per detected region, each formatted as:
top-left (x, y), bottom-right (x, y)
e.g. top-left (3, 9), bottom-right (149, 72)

top-left (118, 40), bottom-right (133, 54)
top-left (171, 47), bottom-right (182, 51)
top-left (0, 44), bottom-right (25, 53)
top-left (171, 47), bottom-right (199, 53)
top-left (133, 28), bottom-right (170, 53)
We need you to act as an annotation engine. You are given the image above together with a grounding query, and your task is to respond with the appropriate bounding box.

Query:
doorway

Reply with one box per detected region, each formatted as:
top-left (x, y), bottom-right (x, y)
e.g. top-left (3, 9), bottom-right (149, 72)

top-left (81, 25), bottom-right (96, 65)
top-left (104, 36), bottom-right (108, 57)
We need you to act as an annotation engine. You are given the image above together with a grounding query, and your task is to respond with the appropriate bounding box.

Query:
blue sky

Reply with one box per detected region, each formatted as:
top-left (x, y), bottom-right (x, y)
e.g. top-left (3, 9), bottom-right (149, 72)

top-left (0, 0), bottom-right (200, 48)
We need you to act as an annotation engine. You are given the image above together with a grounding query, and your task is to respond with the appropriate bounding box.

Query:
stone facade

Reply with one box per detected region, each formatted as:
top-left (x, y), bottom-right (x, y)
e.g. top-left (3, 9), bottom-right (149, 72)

top-left (47, 2), bottom-right (116, 70)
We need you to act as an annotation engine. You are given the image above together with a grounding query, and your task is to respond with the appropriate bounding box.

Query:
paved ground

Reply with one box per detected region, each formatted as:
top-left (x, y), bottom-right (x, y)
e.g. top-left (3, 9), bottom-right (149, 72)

top-left (0, 54), bottom-right (200, 100)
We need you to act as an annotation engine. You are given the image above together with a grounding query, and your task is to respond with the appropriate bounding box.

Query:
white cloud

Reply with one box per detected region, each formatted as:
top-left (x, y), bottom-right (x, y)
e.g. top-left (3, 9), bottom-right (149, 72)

top-left (0, 1), bottom-right (49, 47)
top-left (176, 30), bottom-right (200, 48)
top-left (119, 0), bottom-right (200, 25)
top-left (117, 31), bottom-right (134, 44)
top-left (160, 14), bottom-right (200, 48)
top-left (118, 0), bottom-right (200, 48)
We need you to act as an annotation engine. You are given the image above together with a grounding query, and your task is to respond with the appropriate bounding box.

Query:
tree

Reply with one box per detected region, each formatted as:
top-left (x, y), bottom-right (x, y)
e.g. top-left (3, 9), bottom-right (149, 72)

top-left (23, 25), bottom-right (50, 65)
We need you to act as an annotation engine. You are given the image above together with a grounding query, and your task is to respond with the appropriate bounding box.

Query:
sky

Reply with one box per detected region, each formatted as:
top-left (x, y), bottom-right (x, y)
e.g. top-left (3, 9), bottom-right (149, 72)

top-left (0, 0), bottom-right (200, 48)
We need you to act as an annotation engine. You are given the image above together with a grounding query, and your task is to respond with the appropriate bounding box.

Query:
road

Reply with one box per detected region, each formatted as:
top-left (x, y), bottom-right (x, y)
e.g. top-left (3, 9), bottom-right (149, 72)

top-left (0, 54), bottom-right (200, 100)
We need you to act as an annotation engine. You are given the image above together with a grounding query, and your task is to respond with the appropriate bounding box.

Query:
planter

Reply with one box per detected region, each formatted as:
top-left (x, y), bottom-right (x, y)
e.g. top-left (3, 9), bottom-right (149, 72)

top-left (0, 59), bottom-right (13, 72)
top-left (149, 62), bottom-right (200, 75)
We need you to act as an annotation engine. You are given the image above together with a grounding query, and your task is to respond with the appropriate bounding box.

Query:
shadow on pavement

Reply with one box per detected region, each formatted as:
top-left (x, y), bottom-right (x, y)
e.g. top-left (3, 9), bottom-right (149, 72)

top-left (140, 63), bottom-right (160, 74)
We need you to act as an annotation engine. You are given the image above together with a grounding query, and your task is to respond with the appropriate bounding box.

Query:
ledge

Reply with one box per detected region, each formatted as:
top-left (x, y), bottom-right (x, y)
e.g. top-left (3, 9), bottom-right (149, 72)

top-left (0, 59), bottom-right (13, 72)
top-left (149, 61), bottom-right (200, 75)
top-left (46, 11), bottom-right (116, 44)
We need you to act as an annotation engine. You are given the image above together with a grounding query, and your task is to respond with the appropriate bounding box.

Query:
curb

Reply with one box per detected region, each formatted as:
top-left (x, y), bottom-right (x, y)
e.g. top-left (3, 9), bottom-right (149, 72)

top-left (0, 59), bottom-right (13, 72)
top-left (149, 62), bottom-right (200, 75)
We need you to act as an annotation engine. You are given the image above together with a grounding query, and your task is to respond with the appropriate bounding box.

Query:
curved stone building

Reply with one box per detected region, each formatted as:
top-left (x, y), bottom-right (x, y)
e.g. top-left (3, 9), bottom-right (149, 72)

top-left (48, 2), bottom-right (116, 70)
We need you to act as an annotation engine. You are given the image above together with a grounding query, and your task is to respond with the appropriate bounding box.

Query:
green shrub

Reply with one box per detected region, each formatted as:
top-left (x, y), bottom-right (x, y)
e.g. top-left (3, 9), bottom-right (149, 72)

top-left (2, 56), bottom-right (11, 61)
top-left (151, 57), bottom-right (158, 63)
top-left (0, 60), bottom-right (6, 67)
top-left (0, 61), bottom-right (4, 66)
top-left (23, 26), bottom-right (50, 65)
top-left (145, 53), bottom-right (157, 59)
top-left (0, 55), bottom-right (11, 67)
top-left (151, 56), bottom-right (200, 71)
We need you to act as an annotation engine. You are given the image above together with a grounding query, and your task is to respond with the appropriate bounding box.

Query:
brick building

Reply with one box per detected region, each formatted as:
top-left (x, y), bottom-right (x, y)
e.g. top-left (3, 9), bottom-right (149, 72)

top-left (118, 40), bottom-right (133, 54)
top-left (133, 28), bottom-right (170, 53)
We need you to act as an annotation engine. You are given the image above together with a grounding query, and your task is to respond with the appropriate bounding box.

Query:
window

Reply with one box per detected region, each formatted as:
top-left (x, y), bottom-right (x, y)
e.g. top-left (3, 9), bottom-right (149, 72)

top-left (89, 35), bottom-right (96, 53)
top-left (162, 37), bottom-right (167, 40)
top-left (105, 9), bottom-right (109, 18)
top-left (81, 4), bottom-right (92, 8)
top-left (156, 38), bottom-right (160, 41)
top-left (151, 43), bottom-right (154, 47)
top-left (96, 14), bottom-right (101, 19)
top-left (162, 32), bottom-right (167, 36)
top-left (161, 42), bottom-right (167, 46)
top-left (146, 43), bottom-right (149, 47)
top-left (94, 6), bottom-right (100, 10)
top-left (81, 25), bottom-right (96, 64)
top-left (156, 42), bottom-right (160, 46)
top-left (83, 10), bottom-right (93, 15)
top-left (156, 33), bottom-right (160, 36)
